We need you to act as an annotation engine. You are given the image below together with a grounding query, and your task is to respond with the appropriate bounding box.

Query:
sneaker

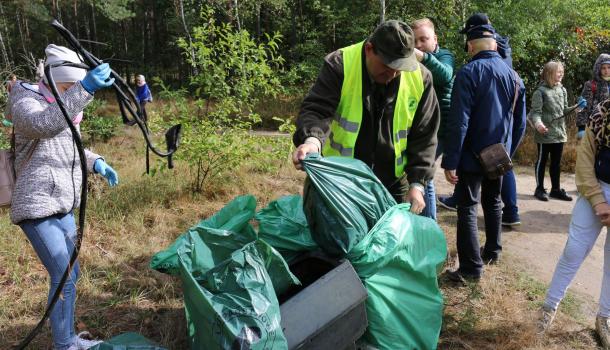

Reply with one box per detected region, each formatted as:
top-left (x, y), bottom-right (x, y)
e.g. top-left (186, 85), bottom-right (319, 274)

top-left (480, 247), bottom-right (500, 265)
top-left (549, 188), bottom-right (573, 201)
top-left (534, 188), bottom-right (549, 202)
top-left (445, 269), bottom-right (481, 285)
top-left (537, 304), bottom-right (557, 333)
top-left (76, 332), bottom-right (103, 350)
top-left (437, 195), bottom-right (457, 211)
top-left (502, 217), bottom-right (521, 227)
top-left (596, 316), bottom-right (610, 349)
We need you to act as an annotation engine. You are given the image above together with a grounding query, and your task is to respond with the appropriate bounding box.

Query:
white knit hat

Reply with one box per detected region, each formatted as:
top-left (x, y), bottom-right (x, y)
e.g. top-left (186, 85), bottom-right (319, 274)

top-left (43, 44), bottom-right (86, 83)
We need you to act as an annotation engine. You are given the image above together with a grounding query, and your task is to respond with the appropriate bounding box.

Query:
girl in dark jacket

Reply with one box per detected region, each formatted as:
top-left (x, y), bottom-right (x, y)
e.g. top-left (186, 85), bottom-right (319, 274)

top-left (577, 54), bottom-right (610, 139)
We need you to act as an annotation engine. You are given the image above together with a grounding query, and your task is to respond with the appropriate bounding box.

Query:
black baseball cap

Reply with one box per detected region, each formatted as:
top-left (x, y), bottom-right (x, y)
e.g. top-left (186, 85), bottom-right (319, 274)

top-left (465, 24), bottom-right (497, 41)
top-left (460, 13), bottom-right (491, 34)
top-left (368, 20), bottom-right (418, 72)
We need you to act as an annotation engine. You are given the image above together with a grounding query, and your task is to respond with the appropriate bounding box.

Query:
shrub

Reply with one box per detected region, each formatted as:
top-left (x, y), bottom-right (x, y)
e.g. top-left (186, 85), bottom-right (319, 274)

top-left (81, 99), bottom-right (120, 144)
top-left (150, 5), bottom-right (287, 193)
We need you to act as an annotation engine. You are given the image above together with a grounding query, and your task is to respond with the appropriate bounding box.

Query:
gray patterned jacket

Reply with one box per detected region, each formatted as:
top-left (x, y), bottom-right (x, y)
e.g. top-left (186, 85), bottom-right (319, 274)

top-left (8, 81), bottom-right (101, 224)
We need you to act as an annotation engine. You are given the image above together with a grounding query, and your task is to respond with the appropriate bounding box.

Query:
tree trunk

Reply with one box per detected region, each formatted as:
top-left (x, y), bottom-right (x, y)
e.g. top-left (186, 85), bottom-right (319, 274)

top-left (177, 0), bottom-right (197, 75)
top-left (0, 30), bottom-right (9, 67)
top-left (256, 2), bottom-right (261, 39)
top-left (379, 0), bottom-right (385, 24)
top-left (0, 2), bottom-right (12, 66)
top-left (122, 22), bottom-right (131, 83)
top-left (90, 2), bottom-right (97, 56)
top-left (16, 9), bottom-right (27, 57)
top-left (233, 0), bottom-right (241, 32)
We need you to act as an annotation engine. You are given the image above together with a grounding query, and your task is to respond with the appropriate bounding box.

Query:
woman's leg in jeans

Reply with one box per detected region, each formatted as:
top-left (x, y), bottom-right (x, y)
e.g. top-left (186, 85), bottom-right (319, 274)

top-left (544, 195), bottom-right (603, 310)
top-left (549, 143), bottom-right (564, 191)
top-left (600, 231), bottom-right (610, 317)
top-left (19, 213), bottom-right (79, 350)
top-left (535, 143), bottom-right (550, 191)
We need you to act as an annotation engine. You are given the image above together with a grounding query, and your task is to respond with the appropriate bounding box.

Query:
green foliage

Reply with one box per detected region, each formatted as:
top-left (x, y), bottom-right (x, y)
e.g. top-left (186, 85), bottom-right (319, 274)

top-left (179, 5), bottom-right (284, 109)
top-left (0, 131), bottom-right (9, 150)
top-left (153, 6), bottom-right (287, 192)
top-left (150, 80), bottom-right (244, 192)
top-left (81, 99), bottom-right (120, 144)
top-left (93, 0), bottom-right (136, 21)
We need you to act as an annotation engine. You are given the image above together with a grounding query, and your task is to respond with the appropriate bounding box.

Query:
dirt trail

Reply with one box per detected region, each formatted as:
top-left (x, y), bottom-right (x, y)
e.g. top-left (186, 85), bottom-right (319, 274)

top-left (433, 165), bottom-right (606, 311)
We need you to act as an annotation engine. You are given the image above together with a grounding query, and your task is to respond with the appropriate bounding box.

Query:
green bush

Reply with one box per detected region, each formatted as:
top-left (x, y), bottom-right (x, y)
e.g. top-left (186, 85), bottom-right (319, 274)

top-left (81, 99), bottom-right (120, 144)
top-left (150, 5), bottom-right (287, 193)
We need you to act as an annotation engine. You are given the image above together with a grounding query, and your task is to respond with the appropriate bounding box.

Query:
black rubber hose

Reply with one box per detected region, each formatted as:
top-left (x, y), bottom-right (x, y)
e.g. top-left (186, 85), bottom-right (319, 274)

top-left (50, 20), bottom-right (181, 161)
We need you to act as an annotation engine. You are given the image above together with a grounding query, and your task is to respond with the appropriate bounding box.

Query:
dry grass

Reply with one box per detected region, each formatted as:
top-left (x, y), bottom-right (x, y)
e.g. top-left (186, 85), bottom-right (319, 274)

top-left (436, 209), bottom-right (601, 350)
top-left (0, 125), bottom-right (304, 349)
top-left (0, 104), bottom-right (600, 349)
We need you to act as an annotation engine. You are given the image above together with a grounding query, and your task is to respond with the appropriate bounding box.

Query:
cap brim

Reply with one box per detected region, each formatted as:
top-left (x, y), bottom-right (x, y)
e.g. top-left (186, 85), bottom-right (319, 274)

top-left (383, 53), bottom-right (419, 72)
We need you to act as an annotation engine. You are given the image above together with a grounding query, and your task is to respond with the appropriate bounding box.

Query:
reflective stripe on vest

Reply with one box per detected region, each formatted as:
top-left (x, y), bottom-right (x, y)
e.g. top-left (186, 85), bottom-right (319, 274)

top-left (322, 41), bottom-right (424, 177)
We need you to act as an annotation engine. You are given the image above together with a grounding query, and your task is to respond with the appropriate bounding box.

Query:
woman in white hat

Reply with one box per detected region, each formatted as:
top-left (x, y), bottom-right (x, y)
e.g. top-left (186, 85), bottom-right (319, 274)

top-left (7, 44), bottom-right (117, 350)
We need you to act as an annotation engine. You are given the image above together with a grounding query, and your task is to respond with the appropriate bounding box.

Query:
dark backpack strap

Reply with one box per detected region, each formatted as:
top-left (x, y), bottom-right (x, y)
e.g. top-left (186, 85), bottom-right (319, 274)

top-left (592, 80), bottom-right (597, 96)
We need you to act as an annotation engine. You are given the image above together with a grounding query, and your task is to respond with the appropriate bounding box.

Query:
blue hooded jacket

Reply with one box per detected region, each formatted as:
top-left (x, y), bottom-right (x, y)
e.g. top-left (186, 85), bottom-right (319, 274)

top-left (136, 83), bottom-right (152, 103)
top-left (496, 34), bottom-right (513, 69)
top-left (441, 50), bottom-right (526, 173)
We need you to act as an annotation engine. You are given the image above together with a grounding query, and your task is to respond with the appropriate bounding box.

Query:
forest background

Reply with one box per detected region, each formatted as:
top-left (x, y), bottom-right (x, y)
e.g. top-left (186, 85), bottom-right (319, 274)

top-left (0, 0), bottom-right (608, 97)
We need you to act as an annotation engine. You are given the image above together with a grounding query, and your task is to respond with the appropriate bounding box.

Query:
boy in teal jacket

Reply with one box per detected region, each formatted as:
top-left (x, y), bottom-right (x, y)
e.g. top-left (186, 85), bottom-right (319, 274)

top-left (412, 18), bottom-right (455, 220)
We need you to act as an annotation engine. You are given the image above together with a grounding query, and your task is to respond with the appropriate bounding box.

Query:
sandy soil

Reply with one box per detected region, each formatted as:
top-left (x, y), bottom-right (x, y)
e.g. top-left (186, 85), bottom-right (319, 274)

top-left (433, 165), bottom-right (606, 315)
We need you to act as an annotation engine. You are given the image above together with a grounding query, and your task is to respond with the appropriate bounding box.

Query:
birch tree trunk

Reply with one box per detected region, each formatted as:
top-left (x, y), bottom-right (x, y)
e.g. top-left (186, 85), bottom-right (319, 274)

top-left (0, 2), bottom-right (11, 66)
top-left (0, 30), bottom-right (9, 67)
top-left (177, 0), bottom-right (197, 75)
top-left (380, 0), bottom-right (385, 24)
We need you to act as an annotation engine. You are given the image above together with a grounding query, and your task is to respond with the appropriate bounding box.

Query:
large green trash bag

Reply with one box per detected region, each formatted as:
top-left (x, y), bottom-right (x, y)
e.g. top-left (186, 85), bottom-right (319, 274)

top-left (150, 195), bottom-right (258, 275)
top-left (90, 332), bottom-right (166, 350)
top-left (178, 239), bottom-right (298, 350)
top-left (255, 195), bottom-right (318, 261)
top-left (347, 203), bottom-right (447, 350)
top-left (301, 154), bottom-right (396, 256)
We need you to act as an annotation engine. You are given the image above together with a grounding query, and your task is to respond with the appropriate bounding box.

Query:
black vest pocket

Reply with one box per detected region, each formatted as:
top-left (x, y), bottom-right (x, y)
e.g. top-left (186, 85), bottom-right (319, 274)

top-left (595, 147), bottom-right (610, 184)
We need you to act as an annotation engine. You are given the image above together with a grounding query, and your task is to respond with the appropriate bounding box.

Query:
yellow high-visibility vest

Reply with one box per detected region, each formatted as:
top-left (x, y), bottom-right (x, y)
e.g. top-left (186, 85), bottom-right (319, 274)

top-left (322, 41), bottom-right (424, 177)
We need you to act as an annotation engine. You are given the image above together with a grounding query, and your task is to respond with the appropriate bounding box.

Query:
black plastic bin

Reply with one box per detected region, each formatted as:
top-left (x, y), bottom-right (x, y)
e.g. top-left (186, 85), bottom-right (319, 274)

top-left (278, 252), bottom-right (368, 350)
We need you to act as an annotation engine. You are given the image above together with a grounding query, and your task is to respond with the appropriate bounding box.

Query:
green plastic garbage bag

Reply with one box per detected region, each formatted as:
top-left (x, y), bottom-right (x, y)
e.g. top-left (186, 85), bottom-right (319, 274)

top-left (90, 332), bottom-right (166, 350)
top-left (347, 203), bottom-right (447, 350)
top-left (301, 154), bottom-right (396, 256)
top-left (179, 239), bottom-right (298, 350)
top-left (255, 195), bottom-right (318, 261)
top-left (150, 195), bottom-right (257, 275)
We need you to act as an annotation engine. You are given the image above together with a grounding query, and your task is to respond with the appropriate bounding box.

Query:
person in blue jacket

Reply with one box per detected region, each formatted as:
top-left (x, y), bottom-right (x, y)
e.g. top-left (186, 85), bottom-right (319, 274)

top-left (438, 13), bottom-right (521, 227)
top-left (135, 74), bottom-right (152, 122)
top-left (442, 23), bottom-right (526, 282)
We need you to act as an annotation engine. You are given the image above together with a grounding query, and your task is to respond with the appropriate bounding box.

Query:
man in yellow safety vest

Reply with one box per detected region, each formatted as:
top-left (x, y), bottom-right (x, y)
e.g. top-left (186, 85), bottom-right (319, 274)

top-left (292, 20), bottom-right (440, 214)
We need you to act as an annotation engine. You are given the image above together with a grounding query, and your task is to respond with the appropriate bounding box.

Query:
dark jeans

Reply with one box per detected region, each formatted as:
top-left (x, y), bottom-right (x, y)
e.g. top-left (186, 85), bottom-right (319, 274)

top-left (535, 142), bottom-right (564, 191)
top-left (140, 101), bottom-right (148, 123)
top-left (455, 171), bottom-right (503, 277)
top-left (501, 169), bottom-right (518, 220)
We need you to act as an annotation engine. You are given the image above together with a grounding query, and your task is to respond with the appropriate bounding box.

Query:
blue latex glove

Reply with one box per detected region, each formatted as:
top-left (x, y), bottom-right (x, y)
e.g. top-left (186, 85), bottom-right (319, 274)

top-left (2, 119), bottom-right (12, 127)
top-left (81, 63), bottom-right (115, 94)
top-left (577, 96), bottom-right (587, 109)
top-left (577, 130), bottom-right (585, 140)
top-left (94, 159), bottom-right (119, 187)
